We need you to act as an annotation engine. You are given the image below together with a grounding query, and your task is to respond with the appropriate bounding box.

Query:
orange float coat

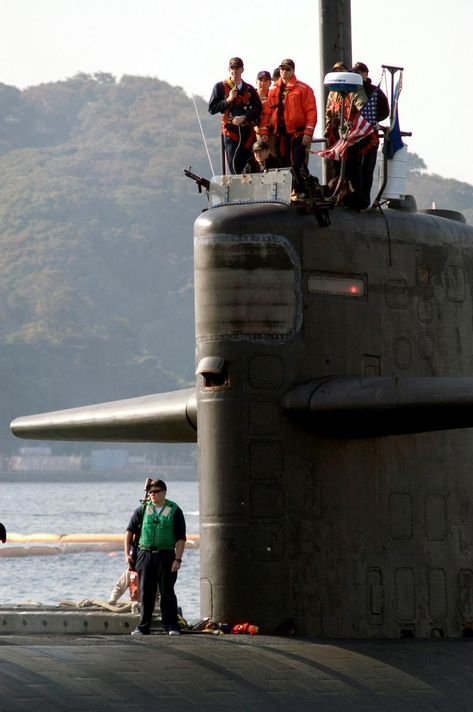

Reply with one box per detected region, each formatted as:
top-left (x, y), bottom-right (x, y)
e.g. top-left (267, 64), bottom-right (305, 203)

top-left (258, 75), bottom-right (317, 138)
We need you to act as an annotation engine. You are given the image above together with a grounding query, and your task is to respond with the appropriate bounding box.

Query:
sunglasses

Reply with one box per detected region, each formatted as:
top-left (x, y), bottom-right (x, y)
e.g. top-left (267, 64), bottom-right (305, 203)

top-left (149, 489), bottom-right (164, 494)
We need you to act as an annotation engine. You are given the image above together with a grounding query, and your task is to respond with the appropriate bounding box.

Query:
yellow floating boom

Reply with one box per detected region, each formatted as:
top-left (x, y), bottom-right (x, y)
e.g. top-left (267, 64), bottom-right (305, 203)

top-left (7, 532), bottom-right (199, 544)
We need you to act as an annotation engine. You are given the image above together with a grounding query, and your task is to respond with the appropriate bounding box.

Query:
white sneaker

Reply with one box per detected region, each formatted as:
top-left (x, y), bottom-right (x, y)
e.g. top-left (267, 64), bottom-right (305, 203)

top-left (131, 628), bottom-right (149, 636)
top-left (168, 629), bottom-right (181, 636)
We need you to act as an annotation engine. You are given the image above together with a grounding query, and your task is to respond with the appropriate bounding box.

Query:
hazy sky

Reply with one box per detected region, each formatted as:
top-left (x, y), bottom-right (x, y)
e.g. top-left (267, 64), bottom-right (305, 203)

top-left (0, 0), bottom-right (471, 185)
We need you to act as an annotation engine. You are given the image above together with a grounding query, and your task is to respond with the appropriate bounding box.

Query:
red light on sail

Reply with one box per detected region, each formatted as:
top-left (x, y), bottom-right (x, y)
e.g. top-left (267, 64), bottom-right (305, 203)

top-left (308, 275), bottom-right (365, 297)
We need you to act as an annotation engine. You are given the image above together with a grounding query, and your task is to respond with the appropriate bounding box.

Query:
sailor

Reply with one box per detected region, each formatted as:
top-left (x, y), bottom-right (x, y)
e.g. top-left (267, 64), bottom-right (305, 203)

top-left (108, 568), bottom-right (147, 614)
top-left (243, 140), bottom-right (280, 173)
top-left (323, 60), bottom-right (369, 207)
top-left (109, 485), bottom-right (159, 612)
top-left (350, 61), bottom-right (390, 208)
top-left (325, 62), bottom-right (348, 147)
top-left (126, 479), bottom-right (186, 636)
top-left (254, 70), bottom-right (276, 151)
top-left (255, 70), bottom-right (272, 105)
top-left (324, 61), bottom-right (367, 162)
top-left (258, 58), bottom-right (317, 197)
top-left (208, 57), bottom-right (262, 174)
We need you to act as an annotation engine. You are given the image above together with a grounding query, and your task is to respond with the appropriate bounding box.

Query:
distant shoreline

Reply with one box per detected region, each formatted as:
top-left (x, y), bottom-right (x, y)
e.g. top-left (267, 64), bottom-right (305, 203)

top-left (0, 468), bottom-right (197, 483)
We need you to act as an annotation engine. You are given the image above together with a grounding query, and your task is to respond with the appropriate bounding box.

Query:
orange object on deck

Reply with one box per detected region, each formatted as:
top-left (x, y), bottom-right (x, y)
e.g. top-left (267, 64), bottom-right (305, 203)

top-left (129, 570), bottom-right (139, 601)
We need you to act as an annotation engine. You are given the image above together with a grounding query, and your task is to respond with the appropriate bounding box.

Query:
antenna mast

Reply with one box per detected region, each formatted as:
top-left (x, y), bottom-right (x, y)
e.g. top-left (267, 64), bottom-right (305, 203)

top-left (319, 0), bottom-right (352, 184)
top-left (319, 0), bottom-right (352, 82)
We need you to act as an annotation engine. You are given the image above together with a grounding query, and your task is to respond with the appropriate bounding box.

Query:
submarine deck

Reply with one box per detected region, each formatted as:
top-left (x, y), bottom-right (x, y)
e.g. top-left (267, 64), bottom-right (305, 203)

top-left (1, 616), bottom-right (473, 710)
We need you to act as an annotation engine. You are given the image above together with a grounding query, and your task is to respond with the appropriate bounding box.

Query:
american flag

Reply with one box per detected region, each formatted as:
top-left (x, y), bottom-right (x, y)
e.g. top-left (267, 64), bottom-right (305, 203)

top-left (317, 91), bottom-right (378, 161)
top-left (360, 90), bottom-right (378, 126)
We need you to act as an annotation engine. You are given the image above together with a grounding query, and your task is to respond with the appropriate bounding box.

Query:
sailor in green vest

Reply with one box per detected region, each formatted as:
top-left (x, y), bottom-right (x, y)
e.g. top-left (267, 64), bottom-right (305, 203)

top-left (125, 478), bottom-right (186, 636)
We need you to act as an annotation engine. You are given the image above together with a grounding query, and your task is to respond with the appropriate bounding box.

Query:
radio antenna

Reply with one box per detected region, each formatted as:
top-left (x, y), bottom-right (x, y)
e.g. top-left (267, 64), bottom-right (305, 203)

top-left (191, 94), bottom-right (215, 178)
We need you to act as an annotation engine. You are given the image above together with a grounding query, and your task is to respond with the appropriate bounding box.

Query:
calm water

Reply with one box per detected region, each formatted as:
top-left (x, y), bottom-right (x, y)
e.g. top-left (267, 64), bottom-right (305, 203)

top-left (0, 479), bottom-right (200, 621)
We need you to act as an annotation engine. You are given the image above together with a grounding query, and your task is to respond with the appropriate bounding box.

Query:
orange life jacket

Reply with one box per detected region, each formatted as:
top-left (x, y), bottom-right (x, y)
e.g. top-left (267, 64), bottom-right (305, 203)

top-left (325, 92), bottom-right (355, 147)
top-left (221, 80), bottom-right (256, 141)
top-left (259, 76), bottom-right (317, 138)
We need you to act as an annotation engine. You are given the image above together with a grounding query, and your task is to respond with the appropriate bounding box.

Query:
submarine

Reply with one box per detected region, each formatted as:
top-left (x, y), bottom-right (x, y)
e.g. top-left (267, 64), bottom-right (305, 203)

top-left (9, 1), bottom-right (473, 639)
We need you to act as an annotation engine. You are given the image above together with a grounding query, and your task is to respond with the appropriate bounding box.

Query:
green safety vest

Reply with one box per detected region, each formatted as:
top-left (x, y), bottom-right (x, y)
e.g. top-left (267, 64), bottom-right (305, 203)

top-left (139, 499), bottom-right (178, 550)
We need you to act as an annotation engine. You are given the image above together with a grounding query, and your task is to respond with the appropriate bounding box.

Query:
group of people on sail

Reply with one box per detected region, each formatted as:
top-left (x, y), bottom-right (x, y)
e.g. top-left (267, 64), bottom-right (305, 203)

top-left (208, 56), bottom-right (389, 208)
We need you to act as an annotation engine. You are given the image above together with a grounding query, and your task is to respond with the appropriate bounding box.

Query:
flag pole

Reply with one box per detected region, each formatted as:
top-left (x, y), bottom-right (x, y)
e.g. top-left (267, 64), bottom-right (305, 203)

top-left (372, 65), bottom-right (404, 207)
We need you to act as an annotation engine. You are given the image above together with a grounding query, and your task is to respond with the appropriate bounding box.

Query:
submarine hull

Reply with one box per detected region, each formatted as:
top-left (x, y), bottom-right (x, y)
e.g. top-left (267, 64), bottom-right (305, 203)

top-left (195, 202), bottom-right (473, 637)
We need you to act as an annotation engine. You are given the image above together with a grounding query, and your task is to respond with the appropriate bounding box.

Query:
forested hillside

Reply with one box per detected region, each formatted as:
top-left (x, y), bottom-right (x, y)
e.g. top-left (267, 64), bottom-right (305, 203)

top-left (0, 73), bottom-right (219, 454)
top-left (0, 74), bottom-right (471, 455)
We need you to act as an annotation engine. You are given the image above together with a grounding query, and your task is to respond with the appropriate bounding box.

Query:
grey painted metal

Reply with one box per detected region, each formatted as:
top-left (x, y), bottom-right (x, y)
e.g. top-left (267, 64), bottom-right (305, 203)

top-left (284, 375), bottom-right (473, 436)
top-left (194, 201), bottom-right (473, 637)
top-left (11, 388), bottom-right (197, 443)
top-left (196, 356), bottom-right (226, 375)
top-left (319, 0), bottom-right (352, 77)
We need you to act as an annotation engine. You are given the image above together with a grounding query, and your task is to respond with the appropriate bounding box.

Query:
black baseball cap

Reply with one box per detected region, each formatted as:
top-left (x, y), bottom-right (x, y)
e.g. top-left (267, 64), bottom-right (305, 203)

top-left (352, 61), bottom-right (369, 73)
top-left (279, 58), bottom-right (295, 70)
